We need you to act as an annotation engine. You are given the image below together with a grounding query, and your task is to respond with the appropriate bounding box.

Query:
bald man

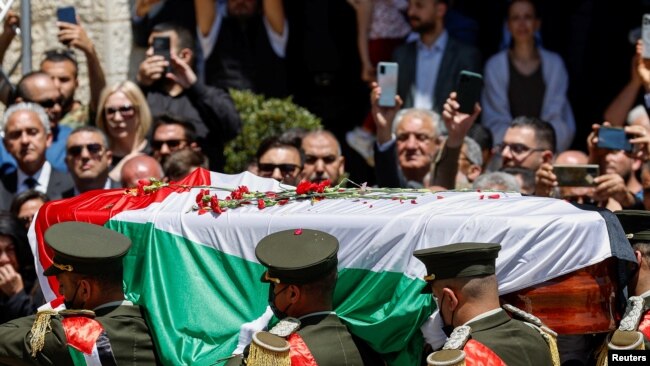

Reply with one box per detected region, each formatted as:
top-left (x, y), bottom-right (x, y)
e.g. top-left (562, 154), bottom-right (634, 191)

top-left (299, 130), bottom-right (345, 184)
top-left (120, 155), bottom-right (164, 188)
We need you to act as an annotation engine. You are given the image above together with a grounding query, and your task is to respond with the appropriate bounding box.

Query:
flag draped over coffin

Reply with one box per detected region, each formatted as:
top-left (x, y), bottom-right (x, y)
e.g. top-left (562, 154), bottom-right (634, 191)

top-left (28, 168), bottom-right (635, 366)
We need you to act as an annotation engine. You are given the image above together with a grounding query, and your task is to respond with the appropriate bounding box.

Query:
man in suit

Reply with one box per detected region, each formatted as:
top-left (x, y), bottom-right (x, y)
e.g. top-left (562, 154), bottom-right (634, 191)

top-left (414, 243), bottom-right (555, 365)
top-left (0, 103), bottom-right (73, 210)
top-left (228, 229), bottom-right (383, 365)
top-left (394, 0), bottom-right (481, 113)
top-left (63, 126), bottom-right (119, 198)
top-left (0, 221), bottom-right (161, 365)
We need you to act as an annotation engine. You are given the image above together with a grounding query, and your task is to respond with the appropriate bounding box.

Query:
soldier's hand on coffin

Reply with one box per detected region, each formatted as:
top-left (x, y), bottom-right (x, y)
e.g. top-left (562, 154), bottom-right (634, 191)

top-left (371, 81), bottom-right (403, 144)
top-left (534, 163), bottom-right (556, 197)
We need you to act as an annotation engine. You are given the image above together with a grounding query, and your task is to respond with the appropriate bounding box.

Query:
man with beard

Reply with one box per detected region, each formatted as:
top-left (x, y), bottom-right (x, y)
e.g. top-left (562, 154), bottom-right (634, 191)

top-left (138, 22), bottom-right (241, 172)
top-left (393, 0), bottom-right (480, 113)
top-left (63, 127), bottom-right (119, 198)
top-left (299, 130), bottom-right (345, 184)
top-left (254, 135), bottom-right (303, 186)
top-left (150, 114), bottom-right (201, 166)
top-left (193, 0), bottom-right (288, 97)
top-left (499, 116), bottom-right (555, 172)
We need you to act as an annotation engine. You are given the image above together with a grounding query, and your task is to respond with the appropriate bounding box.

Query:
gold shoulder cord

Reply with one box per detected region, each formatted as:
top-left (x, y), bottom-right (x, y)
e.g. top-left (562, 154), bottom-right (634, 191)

top-left (29, 310), bottom-right (57, 357)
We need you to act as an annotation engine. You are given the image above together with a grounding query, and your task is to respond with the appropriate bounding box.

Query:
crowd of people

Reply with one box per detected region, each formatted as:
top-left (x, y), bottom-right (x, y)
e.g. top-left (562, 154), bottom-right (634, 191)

top-left (0, 0), bottom-right (650, 365)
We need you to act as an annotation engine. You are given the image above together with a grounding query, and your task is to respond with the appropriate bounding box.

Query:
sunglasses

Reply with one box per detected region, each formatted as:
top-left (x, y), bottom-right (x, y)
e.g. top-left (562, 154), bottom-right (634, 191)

top-left (151, 139), bottom-right (186, 150)
top-left (67, 143), bottom-right (104, 157)
top-left (105, 104), bottom-right (135, 117)
top-left (258, 163), bottom-right (300, 175)
top-left (27, 97), bottom-right (63, 109)
top-left (304, 155), bottom-right (338, 165)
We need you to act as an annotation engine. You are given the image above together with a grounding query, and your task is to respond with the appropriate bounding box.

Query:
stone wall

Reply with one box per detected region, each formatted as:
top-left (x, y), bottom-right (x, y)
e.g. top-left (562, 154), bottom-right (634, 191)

top-left (3, 0), bottom-right (138, 107)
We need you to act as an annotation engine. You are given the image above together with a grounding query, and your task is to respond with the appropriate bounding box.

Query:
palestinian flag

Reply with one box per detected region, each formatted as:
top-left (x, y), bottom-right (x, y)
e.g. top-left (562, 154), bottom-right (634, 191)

top-left (29, 169), bottom-right (635, 365)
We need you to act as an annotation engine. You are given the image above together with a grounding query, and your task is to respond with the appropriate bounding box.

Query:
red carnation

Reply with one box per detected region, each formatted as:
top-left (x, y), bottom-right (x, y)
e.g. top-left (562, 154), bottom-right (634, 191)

top-left (296, 181), bottom-right (312, 195)
top-left (210, 196), bottom-right (222, 214)
top-left (257, 199), bottom-right (266, 209)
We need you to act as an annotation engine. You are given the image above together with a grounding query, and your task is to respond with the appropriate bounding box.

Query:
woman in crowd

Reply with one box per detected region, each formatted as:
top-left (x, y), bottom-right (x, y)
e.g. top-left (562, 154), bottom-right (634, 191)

top-left (10, 190), bottom-right (49, 231)
top-left (96, 80), bottom-right (152, 182)
top-left (481, 0), bottom-right (575, 153)
top-left (0, 212), bottom-right (41, 323)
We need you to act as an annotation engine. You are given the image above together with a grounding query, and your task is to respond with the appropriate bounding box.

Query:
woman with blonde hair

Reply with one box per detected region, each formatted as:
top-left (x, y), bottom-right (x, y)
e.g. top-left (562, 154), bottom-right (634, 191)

top-left (96, 80), bottom-right (152, 182)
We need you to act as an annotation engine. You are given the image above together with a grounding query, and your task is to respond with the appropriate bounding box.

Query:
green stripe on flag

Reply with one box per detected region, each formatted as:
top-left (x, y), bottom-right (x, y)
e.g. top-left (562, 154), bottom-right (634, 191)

top-left (108, 220), bottom-right (433, 366)
top-left (68, 347), bottom-right (88, 366)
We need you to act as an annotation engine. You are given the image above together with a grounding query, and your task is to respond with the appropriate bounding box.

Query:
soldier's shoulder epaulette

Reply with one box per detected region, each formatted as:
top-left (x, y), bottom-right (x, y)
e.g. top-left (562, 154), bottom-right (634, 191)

top-left (29, 310), bottom-right (58, 357)
top-left (618, 296), bottom-right (645, 332)
top-left (269, 317), bottom-right (300, 338)
top-left (425, 326), bottom-right (471, 366)
top-left (503, 303), bottom-right (557, 337)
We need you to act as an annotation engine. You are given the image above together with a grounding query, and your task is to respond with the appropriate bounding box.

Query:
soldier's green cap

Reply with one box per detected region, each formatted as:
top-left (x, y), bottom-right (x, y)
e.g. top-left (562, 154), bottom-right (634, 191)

top-left (43, 222), bottom-right (132, 276)
top-left (256, 229), bottom-right (338, 285)
top-left (413, 243), bottom-right (501, 293)
top-left (614, 210), bottom-right (650, 242)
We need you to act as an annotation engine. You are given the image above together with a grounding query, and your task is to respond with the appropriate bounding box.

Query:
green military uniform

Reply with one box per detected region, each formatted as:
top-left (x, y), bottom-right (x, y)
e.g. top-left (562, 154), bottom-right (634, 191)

top-left (0, 222), bottom-right (160, 366)
top-left (607, 211), bottom-right (650, 351)
top-left (414, 243), bottom-right (556, 366)
top-left (228, 229), bottom-right (382, 366)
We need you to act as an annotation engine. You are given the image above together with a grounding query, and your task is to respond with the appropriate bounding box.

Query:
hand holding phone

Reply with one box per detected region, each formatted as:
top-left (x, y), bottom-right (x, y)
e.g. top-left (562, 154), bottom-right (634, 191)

top-left (456, 71), bottom-right (483, 114)
top-left (553, 164), bottom-right (599, 187)
top-left (643, 14), bottom-right (650, 59)
top-left (56, 6), bottom-right (77, 25)
top-left (377, 62), bottom-right (398, 107)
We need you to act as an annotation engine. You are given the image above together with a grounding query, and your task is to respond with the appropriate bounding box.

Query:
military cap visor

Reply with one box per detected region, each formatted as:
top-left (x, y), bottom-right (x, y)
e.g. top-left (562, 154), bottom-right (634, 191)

top-left (614, 210), bottom-right (650, 242)
top-left (256, 229), bottom-right (339, 285)
top-left (43, 222), bottom-right (131, 276)
top-left (413, 242), bottom-right (501, 293)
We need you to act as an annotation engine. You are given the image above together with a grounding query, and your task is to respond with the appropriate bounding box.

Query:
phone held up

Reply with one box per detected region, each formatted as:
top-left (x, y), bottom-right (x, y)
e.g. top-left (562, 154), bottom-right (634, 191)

top-left (377, 62), bottom-right (398, 107)
top-left (597, 127), bottom-right (633, 153)
top-left (456, 70), bottom-right (483, 114)
top-left (553, 165), bottom-right (599, 187)
top-left (152, 36), bottom-right (172, 74)
top-left (56, 6), bottom-right (77, 25)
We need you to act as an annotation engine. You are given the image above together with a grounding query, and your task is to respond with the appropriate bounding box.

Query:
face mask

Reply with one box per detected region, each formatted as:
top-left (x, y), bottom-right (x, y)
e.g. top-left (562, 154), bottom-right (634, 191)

top-left (268, 284), bottom-right (291, 319)
top-left (64, 281), bottom-right (84, 309)
top-left (437, 293), bottom-right (455, 337)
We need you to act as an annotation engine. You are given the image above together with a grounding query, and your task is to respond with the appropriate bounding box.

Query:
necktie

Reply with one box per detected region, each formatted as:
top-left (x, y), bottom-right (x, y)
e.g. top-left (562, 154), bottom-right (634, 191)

top-left (24, 177), bottom-right (37, 189)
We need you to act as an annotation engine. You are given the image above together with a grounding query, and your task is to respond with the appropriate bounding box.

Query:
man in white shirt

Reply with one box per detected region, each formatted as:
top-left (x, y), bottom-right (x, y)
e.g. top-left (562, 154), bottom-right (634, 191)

top-left (0, 103), bottom-right (73, 210)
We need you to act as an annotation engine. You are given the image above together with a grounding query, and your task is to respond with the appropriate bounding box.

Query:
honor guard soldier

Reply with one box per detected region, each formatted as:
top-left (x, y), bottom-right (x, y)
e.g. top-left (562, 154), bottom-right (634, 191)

top-left (0, 222), bottom-right (160, 365)
top-left (414, 242), bottom-right (559, 366)
top-left (597, 210), bottom-right (650, 356)
top-left (227, 229), bottom-right (383, 366)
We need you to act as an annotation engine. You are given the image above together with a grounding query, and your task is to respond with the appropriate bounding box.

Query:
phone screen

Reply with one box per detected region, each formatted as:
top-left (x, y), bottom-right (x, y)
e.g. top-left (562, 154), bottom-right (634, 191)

top-left (56, 6), bottom-right (77, 25)
top-left (643, 14), bottom-right (650, 59)
top-left (456, 71), bottom-right (483, 114)
top-left (597, 127), bottom-right (632, 152)
top-left (553, 165), bottom-right (599, 187)
top-left (377, 62), bottom-right (398, 107)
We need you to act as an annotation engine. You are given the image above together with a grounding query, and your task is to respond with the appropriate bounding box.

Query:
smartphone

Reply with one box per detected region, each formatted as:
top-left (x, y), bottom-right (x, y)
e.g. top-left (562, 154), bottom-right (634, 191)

top-left (152, 36), bottom-right (172, 74)
top-left (641, 14), bottom-right (650, 59)
top-left (377, 62), bottom-right (398, 107)
top-left (56, 6), bottom-right (77, 25)
top-left (553, 164), bottom-right (599, 187)
top-left (597, 127), bottom-right (632, 152)
top-left (456, 70), bottom-right (483, 114)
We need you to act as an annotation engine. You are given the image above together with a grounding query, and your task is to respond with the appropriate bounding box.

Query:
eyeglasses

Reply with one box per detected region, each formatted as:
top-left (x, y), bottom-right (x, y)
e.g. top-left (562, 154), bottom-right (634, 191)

top-left (67, 143), bottom-right (104, 157)
top-left (151, 139), bottom-right (186, 150)
top-left (396, 132), bottom-right (435, 142)
top-left (498, 143), bottom-right (545, 156)
top-left (105, 104), bottom-right (135, 118)
top-left (258, 163), bottom-right (300, 176)
top-left (304, 155), bottom-right (338, 165)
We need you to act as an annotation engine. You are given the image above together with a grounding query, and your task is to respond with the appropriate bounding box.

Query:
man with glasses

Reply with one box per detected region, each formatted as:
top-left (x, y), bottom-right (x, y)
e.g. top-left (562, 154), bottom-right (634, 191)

top-left (299, 130), bottom-right (345, 185)
top-left (138, 22), bottom-right (240, 172)
top-left (499, 116), bottom-right (555, 172)
top-left (63, 126), bottom-right (119, 198)
top-left (151, 114), bottom-right (200, 166)
top-left (0, 103), bottom-right (73, 210)
top-left (0, 72), bottom-right (72, 174)
top-left (254, 135), bottom-right (302, 186)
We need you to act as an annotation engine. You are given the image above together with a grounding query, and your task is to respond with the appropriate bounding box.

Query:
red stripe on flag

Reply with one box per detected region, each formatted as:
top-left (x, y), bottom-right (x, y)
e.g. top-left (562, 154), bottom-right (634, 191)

top-left (288, 333), bottom-right (319, 366)
top-left (34, 168), bottom-right (212, 298)
top-left (62, 316), bottom-right (105, 354)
